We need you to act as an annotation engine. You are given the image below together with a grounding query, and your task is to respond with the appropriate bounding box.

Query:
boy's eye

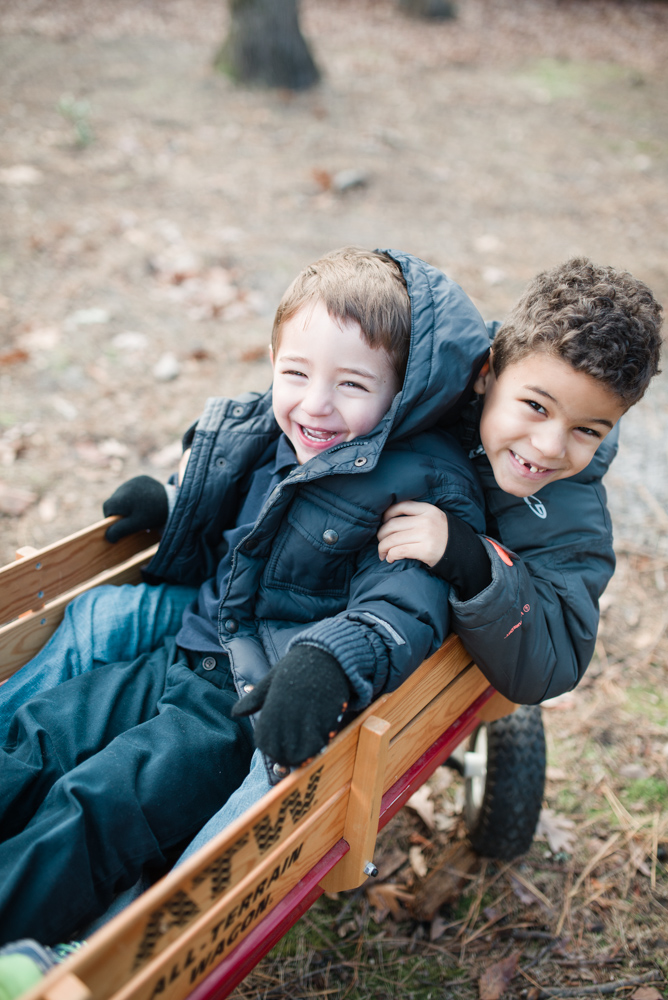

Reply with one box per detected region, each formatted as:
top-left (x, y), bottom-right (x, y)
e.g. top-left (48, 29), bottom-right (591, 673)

top-left (576, 426), bottom-right (602, 439)
top-left (525, 399), bottom-right (546, 415)
top-left (341, 380), bottom-right (367, 391)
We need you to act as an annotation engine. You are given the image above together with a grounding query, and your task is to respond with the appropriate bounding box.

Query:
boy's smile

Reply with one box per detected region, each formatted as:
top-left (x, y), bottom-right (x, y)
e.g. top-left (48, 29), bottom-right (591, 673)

top-left (474, 352), bottom-right (626, 497)
top-left (271, 299), bottom-right (400, 465)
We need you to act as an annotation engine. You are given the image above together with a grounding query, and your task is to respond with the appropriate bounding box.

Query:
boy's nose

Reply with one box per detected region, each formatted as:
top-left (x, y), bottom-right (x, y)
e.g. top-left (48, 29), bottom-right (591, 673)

top-left (302, 383), bottom-right (334, 416)
top-left (532, 423), bottom-right (567, 459)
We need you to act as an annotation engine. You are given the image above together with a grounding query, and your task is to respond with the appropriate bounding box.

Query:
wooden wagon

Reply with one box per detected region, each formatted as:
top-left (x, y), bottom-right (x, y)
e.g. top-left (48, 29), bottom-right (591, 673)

top-left (1, 519), bottom-right (531, 1000)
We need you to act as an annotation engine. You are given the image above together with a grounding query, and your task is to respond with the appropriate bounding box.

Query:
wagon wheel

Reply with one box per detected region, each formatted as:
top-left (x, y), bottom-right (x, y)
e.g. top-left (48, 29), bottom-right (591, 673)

top-left (461, 704), bottom-right (546, 860)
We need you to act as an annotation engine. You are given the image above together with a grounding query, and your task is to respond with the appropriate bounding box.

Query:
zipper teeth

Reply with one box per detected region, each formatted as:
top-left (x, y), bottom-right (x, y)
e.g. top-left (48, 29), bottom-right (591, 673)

top-left (327, 439), bottom-right (370, 454)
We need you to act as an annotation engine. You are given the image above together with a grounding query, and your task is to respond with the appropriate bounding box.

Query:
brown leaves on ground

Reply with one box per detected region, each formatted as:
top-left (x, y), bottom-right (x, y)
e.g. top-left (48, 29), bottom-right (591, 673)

top-left (365, 882), bottom-right (414, 922)
top-left (534, 808), bottom-right (577, 855)
top-left (410, 841), bottom-right (480, 921)
top-left (478, 952), bottom-right (520, 999)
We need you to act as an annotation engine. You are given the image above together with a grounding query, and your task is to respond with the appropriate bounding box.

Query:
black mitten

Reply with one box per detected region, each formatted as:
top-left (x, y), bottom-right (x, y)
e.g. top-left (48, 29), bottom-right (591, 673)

top-left (232, 645), bottom-right (351, 767)
top-left (103, 475), bottom-right (169, 543)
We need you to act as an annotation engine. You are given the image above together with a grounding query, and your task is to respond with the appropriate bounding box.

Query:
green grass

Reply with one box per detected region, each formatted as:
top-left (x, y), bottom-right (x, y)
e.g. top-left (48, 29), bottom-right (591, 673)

top-left (622, 777), bottom-right (668, 811)
top-left (626, 685), bottom-right (668, 728)
top-left (251, 895), bottom-right (470, 999)
top-left (513, 57), bottom-right (628, 101)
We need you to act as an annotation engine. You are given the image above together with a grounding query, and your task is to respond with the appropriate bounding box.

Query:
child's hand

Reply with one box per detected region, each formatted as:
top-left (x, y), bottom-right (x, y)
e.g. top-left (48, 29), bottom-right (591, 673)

top-left (232, 646), bottom-right (350, 767)
top-left (377, 501), bottom-right (449, 567)
top-left (103, 475), bottom-right (169, 542)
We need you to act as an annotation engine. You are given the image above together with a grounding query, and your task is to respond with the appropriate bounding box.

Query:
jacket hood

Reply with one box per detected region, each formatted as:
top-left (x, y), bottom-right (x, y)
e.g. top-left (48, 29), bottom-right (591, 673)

top-left (373, 249), bottom-right (490, 443)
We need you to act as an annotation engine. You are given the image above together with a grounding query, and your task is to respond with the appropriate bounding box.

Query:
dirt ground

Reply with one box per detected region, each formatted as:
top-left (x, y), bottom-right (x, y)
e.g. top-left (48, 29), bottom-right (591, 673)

top-left (1, 1), bottom-right (668, 996)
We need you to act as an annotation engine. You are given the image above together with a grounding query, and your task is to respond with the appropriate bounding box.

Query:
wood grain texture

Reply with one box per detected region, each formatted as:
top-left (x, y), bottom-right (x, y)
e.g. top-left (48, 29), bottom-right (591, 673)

top-left (0, 543), bottom-right (159, 682)
top-left (320, 715), bottom-right (391, 892)
top-left (0, 518), bottom-right (160, 625)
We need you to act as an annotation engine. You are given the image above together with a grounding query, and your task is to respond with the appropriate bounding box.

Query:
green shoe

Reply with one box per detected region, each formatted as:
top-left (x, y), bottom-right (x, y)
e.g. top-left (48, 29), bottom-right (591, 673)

top-left (0, 953), bottom-right (47, 1000)
top-left (0, 938), bottom-right (86, 1000)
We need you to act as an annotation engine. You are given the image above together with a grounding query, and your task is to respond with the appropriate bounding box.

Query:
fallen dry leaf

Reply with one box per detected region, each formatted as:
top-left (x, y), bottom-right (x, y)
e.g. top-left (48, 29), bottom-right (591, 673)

top-left (410, 841), bottom-right (479, 920)
top-left (0, 348), bottom-right (29, 367)
top-left (0, 165), bottom-right (43, 185)
top-left (149, 441), bottom-right (183, 469)
top-left (311, 167), bottom-right (332, 191)
top-left (189, 347), bottom-right (214, 361)
top-left (510, 873), bottom-right (542, 907)
top-left (535, 808), bottom-right (577, 854)
top-left (365, 882), bottom-right (413, 922)
top-left (406, 783), bottom-right (435, 829)
top-left (374, 847), bottom-right (408, 882)
top-left (478, 952), bottom-right (520, 1000)
top-left (631, 988), bottom-right (663, 1000)
top-left (409, 845), bottom-right (428, 878)
top-left (429, 915), bottom-right (448, 941)
top-left (75, 441), bottom-right (113, 467)
top-left (239, 346), bottom-right (267, 363)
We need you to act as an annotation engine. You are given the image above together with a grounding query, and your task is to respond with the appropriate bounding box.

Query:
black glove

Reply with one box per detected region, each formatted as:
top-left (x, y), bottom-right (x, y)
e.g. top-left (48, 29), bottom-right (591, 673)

top-left (103, 475), bottom-right (169, 543)
top-left (232, 645), bottom-right (351, 767)
top-left (432, 512), bottom-right (492, 601)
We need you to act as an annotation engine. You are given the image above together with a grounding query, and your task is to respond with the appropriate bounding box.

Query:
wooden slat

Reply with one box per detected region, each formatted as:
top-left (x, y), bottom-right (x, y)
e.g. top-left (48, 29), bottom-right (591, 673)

top-left (112, 791), bottom-right (349, 1000)
top-left (0, 519), bottom-right (160, 626)
top-left (478, 690), bottom-right (517, 722)
top-left (43, 974), bottom-right (92, 1000)
top-left (320, 715), bottom-right (391, 892)
top-left (379, 687), bottom-right (496, 831)
top-left (0, 544), bottom-right (159, 682)
top-left (384, 662), bottom-right (490, 789)
top-left (186, 842), bottom-right (349, 1000)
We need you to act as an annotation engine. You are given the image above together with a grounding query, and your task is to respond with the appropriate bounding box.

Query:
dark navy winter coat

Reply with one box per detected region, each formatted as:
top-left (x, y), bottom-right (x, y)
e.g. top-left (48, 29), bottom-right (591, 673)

top-left (448, 323), bottom-right (620, 704)
top-left (146, 251), bottom-right (490, 710)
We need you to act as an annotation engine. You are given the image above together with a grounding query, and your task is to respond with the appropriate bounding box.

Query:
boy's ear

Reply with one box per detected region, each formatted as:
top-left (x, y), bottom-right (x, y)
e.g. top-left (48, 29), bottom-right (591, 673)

top-left (473, 358), bottom-right (491, 395)
top-left (268, 344), bottom-right (274, 367)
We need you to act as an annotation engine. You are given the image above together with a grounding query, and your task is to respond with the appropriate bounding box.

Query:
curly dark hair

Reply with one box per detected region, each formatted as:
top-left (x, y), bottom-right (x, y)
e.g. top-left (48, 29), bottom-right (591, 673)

top-left (492, 258), bottom-right (663, 407)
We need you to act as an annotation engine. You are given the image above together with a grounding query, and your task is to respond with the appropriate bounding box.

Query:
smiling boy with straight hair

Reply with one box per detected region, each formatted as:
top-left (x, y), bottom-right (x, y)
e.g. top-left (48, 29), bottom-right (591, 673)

top-left (0, 247), bottom-right (490, 947)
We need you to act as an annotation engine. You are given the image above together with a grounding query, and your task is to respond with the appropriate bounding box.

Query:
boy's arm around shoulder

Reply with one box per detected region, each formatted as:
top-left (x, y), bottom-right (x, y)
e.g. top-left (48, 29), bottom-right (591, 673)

top-left (450, 430), bottom-right (619, 704)
top-left (290, 444), bottom-right (487, 712)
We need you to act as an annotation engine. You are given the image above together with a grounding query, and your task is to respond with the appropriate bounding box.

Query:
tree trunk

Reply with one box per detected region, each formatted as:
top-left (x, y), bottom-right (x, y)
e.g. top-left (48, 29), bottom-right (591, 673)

top-left (216, 0), bottom-right (320, 91)
top-left (398, 0), bottom-right (457, 19)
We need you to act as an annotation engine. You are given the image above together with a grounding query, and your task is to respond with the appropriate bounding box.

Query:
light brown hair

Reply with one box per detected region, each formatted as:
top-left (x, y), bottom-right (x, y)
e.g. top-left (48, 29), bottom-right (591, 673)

top-left (272, 246), bottom-right (411, 382)
top-left (492, 257), bottom-right (663, 407)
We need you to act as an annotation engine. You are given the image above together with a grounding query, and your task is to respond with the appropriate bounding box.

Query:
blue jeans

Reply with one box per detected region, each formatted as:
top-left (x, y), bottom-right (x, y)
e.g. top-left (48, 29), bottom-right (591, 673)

top-left (0, 582), bottom-right (197, 742)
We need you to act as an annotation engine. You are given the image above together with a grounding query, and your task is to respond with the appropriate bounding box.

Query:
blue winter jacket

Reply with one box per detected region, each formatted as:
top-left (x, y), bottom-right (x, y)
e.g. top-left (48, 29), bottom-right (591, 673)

top-left (146, 251), bottom-right (490, 710)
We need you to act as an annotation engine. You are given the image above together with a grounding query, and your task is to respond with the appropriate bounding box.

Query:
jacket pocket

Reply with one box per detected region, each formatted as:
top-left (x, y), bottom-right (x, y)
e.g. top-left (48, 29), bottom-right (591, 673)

top-left (263, 490), bottom-right (377, 598)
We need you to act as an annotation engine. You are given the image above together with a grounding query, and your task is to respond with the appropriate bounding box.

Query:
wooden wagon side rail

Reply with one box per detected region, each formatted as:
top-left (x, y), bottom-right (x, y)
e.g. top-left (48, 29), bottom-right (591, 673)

top-left (0, 520), bottom-right (159, 683)
top-left (1, 524), bottom-right (514, 1000)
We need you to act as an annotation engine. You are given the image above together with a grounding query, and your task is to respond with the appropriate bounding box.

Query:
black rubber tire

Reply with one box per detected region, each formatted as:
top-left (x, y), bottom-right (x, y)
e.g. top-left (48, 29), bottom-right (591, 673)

top-left (464, 704), bottom-right (546, 860)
